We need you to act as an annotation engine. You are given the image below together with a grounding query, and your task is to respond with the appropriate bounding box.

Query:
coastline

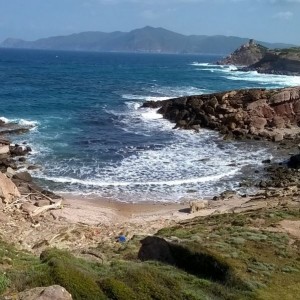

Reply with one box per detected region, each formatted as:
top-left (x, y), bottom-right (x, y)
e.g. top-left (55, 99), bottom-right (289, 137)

top-left (1, 85), bottom-right (300, 254)
top-left (1, 88), bottom-right (300, 298)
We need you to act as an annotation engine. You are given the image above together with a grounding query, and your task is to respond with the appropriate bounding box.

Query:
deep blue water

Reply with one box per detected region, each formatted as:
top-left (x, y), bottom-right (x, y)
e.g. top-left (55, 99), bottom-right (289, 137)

top-left (1, 48), bottom-right (300, 202)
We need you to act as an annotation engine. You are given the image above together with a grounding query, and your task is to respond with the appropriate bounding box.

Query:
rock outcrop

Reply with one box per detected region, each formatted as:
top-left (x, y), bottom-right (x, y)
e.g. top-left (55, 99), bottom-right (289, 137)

top-left (217, 39), bottom-right (267, 66)
top-left (217, 41), bottom-right (300, 76)
top-left (0, 172), bottom-right (21, 203)
top-left (14, 285), bottom-right (73, 300)
top-left (243, 49), bottom-right (300, 76)
top-left (142, 86), bottom-right (300, 141)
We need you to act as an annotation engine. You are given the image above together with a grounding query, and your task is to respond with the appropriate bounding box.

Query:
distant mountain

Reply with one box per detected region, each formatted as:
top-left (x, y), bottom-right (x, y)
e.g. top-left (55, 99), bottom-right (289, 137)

top-left (0, 26), bottom-right (296, 55)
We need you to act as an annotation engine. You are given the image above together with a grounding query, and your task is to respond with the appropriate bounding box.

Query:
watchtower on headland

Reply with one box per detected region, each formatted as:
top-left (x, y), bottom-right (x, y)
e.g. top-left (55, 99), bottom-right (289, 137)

top-left (249, 39), bottom-right (255, 46)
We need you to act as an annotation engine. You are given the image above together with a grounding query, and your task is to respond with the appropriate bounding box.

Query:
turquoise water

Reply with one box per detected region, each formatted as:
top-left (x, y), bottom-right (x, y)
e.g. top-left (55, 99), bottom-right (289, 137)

top-left (1, 49), bottom-right (300, 202)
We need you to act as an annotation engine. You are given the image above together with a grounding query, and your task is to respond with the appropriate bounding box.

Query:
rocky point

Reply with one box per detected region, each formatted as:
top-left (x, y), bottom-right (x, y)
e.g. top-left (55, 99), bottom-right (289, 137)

top-left (142, 86), bottom-right (300, 142)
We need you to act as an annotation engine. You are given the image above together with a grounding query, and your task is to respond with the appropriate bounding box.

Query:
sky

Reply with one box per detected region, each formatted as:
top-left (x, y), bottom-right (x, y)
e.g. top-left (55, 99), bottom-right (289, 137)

top-left (0, 0), bottom-right (300, 44)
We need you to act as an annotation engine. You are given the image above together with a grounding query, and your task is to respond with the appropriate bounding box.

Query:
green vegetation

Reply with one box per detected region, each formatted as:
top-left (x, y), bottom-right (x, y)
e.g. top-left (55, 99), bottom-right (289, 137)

top-left (0, 206), bottom-right (299, 299)
top-left (158, 208), bottom-right (300, 300)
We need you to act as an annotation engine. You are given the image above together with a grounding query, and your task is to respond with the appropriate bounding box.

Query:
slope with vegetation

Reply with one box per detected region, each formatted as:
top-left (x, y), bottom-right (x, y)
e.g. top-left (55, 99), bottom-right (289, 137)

top-left (1, 198), bottom-right (300, 300)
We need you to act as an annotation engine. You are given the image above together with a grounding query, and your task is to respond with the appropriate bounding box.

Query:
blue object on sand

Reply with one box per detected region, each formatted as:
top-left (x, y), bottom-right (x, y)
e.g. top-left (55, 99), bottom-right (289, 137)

top-left (118, 235), bottom-right (126, 243)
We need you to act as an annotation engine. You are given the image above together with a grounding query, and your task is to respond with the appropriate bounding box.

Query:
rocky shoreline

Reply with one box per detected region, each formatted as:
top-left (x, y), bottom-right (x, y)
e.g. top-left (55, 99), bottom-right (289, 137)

top-left (217, 40), bottom-right (300, 76)
top-left (142, 86), bottom-right (300, 142)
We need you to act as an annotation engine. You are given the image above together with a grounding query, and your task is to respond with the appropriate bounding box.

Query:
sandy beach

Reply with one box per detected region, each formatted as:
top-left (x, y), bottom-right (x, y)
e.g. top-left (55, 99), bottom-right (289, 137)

top-left (0, 190), bottom-right (257, 256)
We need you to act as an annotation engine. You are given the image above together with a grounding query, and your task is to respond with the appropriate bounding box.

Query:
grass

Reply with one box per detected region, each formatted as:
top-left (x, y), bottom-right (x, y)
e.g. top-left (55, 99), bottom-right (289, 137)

top-left (157, 207), bottom-right (300, 300)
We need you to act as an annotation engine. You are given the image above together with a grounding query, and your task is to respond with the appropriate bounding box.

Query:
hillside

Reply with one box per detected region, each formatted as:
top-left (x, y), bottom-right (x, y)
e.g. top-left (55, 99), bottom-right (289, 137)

top-left (0, 26), bottom-right (295, 55)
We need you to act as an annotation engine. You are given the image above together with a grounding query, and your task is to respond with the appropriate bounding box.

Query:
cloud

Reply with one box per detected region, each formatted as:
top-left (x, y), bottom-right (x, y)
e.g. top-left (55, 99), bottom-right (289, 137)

top-left (273, 11), bottom-right (293, 19)
top-left (141, 10), bottom-right (160, 19)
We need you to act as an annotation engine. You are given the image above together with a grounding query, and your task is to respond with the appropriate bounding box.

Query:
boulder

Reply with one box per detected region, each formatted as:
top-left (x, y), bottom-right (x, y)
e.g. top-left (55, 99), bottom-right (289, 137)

top-left (9, 144), bottom-right (32, 156)
top-left (13, 171), bottom-right (32, 182)
top-left (21, 202), bottom-right (38, 214)
top-left (15, 285), bottom-right (72, 300)
top-left (288, 154), bottom-right (300, 169)
top-left (138, 236), bottom-right (175, 265)
top-left (189, 200), bottom-right (209, 213)
top-left (0, 145), bottom-right (10, 155)
top-left (250, 116), bottom-right (267, 130)
top-left (273, 133), bottom-right (284, 142)
top-left (6, 167), bottom-right (16, 178)
top-left (35, 200), bottom-right (51, 207)
top-left (0, 172), bottom-right (21, 203)
top-left (271, 116), bottom-right (286, 129)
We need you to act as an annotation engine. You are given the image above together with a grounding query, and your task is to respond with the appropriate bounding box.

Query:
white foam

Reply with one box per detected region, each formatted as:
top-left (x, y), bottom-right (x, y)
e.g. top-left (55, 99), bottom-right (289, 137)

top-left (0, 116), bottom-right (39, 127)
top-left (18, 119), bottom-right (39, 127)
top-left (192, 62), bottom-right (300, 87)
top-left (190, 62), bottom-right (220, 67)
top-left (224, 71), bottom-right (300, 87)
top-left (122, 94), bottom-right (172, 101)
top-left (148, 86), bottom-right (208, 98)
top-left (35, 118), bottom-right (270, 202)
top-left (38, 169), bottom-right (238, 187)
top-left (140, 108), bottom-right (163, 120)
top-left (0, 117), bottom-right (10, 123)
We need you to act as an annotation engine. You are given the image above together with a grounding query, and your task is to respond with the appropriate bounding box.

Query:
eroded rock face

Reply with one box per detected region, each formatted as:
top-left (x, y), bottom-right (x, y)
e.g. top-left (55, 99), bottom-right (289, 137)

top-left (0, 171), bottom-right (21, 203)
top-left (217, 40), bottom-right (267, 66)
top-left (15, 285), bottom-right (72, 300)
top-left (142, 86), bottom-right (300, 141)
top-left (244, 51), bottom-right (300, 76)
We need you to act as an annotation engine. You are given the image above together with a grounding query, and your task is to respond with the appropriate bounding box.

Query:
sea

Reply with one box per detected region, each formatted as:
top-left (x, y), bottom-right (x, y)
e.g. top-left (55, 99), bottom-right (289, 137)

top-left (1, 48), bottom-right (300, 203)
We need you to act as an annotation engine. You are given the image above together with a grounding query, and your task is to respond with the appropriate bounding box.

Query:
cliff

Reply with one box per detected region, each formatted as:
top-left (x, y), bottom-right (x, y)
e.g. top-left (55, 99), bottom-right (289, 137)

top-left (244, 48), bottom-right (300, 75)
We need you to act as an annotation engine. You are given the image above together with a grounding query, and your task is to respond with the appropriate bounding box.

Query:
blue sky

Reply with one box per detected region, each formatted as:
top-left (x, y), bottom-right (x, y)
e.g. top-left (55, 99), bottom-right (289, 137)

top-left (0, 0), bottom-right (300, 44)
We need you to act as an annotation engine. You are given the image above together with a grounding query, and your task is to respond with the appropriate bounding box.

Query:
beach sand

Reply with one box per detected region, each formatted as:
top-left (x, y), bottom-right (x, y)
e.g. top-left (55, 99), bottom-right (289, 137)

top-left (0, 193), bottom-right (251, 254)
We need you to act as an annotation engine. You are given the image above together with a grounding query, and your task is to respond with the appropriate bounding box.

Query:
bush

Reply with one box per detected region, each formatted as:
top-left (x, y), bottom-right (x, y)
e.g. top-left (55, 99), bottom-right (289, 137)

top-left (41, 249), bottom-right (105, 300)
top-left (0, 274), bottom-right (10, 295)
top-left (99, 278), bottom-right (137, 300)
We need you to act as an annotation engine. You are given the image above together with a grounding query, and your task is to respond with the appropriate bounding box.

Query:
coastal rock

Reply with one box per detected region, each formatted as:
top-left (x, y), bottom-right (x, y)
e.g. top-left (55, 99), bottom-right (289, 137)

top-left (0, 145), bottom-right (10, 155)
top-left (15, 285), bottom-right (73, 300)
top-left (287, 154), bottom-right (300, 169)
top-left (243, 50), bottom-right (300, 76)
top-left (6, 167), bottom-right (16, 178)
top-left (189, 200), bottom-right (209, 213)
top-left (142, 86), bottom-right (300, 141)
top-left (13, 171), bottom-right (32, 182)
top-left (273, 133), bottom-right (284, 142)
top-left (138, 236), bottom-right (175, 265)
top-left (35, 199), bottom-right (51, 207)
top-left (10, 144), bottom-right (32, 156)
top-left (0, 172), bottom-right (21, 203)
top-left (217, 40), bottom-right (267, 66)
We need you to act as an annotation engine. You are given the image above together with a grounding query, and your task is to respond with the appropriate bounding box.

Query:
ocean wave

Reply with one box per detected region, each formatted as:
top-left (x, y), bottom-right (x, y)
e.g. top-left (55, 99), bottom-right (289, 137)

top-left (122, 94), bottom-right (172, 101)
top-left (190, 61), bottom-right (300, 87)
top-left (224, 71), bottom-right (300, 86)
top-left (37, 169), bottom-right (239, 187)
top-left (0, 116), bottom-right (39, 127)
top-left (190, 62), bottom-right (220, 67)
top-left (148, 85), bottom-right (208, 97)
